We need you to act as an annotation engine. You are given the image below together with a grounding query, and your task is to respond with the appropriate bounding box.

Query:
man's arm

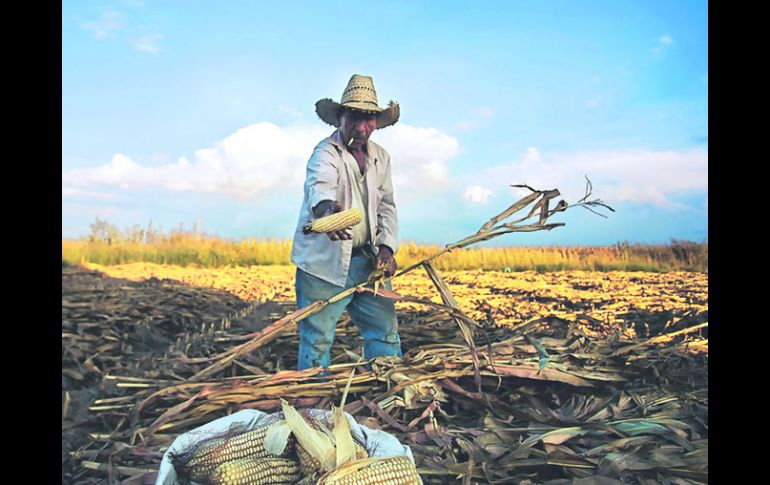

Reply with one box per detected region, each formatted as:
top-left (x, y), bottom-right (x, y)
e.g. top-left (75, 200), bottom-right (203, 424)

top-left (306, 147), bottom-right (338, 212)
top-left (305, 148), bottom-right (351, 241)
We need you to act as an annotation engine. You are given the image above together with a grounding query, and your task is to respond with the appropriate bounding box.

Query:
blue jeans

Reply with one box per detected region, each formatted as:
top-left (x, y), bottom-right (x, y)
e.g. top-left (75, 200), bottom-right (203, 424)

top-left (295, 254), bottom-right (402, 370)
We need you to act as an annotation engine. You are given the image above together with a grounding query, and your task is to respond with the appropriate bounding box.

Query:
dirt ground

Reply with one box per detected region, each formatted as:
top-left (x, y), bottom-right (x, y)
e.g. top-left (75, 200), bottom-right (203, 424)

top-left (62, 263), bottom-right (707, 483)
top-left (84, 262), bottom-right (707, 340)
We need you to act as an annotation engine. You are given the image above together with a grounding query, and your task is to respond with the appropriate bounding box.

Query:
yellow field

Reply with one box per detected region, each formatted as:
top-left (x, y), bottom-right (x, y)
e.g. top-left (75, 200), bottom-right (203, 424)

top-left (63, 238), bottom-right (708, 272)
top-left (83, 261), bottom-right (708, 342)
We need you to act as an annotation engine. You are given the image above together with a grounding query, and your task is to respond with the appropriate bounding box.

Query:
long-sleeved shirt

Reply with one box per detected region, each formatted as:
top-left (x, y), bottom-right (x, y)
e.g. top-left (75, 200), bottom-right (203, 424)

top-left (345, 152), bottom-right (371, 248)
top-left (291, 129), bottom-right (399, 287)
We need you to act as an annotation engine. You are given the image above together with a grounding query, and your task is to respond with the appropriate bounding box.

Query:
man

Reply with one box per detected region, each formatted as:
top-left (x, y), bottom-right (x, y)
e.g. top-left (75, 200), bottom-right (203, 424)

top-left (290, 74), bottom-right (402, 371)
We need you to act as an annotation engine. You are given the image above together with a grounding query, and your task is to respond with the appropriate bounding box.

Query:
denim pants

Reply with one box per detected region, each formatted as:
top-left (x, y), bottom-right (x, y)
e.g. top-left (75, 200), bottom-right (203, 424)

top-left (295, 254), bottom-right (402, 370)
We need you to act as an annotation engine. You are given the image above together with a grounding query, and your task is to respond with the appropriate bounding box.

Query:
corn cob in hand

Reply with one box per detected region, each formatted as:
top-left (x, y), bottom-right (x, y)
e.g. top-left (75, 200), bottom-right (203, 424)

top-left (303, 208), bottom-right (363, 235)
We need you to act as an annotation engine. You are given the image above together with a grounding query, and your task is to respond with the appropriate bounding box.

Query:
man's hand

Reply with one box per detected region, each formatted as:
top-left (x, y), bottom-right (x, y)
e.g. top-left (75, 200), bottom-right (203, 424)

top-left (376, 245), bottom-right (397, 276)
top-left (313, 200), bottom-right (353, 241)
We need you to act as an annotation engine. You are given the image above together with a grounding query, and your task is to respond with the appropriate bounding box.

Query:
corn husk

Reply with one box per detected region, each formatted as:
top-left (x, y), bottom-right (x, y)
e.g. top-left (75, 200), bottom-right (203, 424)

top-left (264, 420), bottom-right (293, 456)
top-left (333, 370), bottom-right (357, 467)
top-left (281, 399), bottom-right (336, 472)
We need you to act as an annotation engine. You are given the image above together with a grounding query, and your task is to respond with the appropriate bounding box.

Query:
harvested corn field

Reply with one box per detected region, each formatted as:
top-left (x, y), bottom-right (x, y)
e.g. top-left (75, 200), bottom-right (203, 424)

top-left (83, 262), bottom-right (707, 340)
top-left (62, 262), bottom-right (707, 484)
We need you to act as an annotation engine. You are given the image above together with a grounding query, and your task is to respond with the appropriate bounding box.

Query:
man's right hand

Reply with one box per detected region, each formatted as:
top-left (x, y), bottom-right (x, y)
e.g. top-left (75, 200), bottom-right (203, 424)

top-left (313, 200), bottom-right (353, 241)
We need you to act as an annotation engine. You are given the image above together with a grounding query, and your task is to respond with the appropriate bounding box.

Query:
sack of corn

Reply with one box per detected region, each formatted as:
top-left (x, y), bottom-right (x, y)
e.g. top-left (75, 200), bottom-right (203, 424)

top-left (155, 407), bottom-right (419, 485)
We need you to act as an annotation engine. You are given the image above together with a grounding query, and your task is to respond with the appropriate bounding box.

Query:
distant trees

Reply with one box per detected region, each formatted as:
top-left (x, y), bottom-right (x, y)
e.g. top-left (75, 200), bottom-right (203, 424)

top-left (85, 218), bottom-right (204, 244)
top-left (88, 218), bottom-right (120, 244)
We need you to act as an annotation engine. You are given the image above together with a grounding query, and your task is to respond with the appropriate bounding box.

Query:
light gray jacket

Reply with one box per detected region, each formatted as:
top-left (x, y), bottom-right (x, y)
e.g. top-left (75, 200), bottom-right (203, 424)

top-left (290, 129), bottom-right (399, 287)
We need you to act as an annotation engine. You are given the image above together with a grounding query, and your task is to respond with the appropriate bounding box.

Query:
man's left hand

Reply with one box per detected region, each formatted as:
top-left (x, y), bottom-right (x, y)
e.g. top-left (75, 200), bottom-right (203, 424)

top-left (376, 245), bottom-right (397, 277)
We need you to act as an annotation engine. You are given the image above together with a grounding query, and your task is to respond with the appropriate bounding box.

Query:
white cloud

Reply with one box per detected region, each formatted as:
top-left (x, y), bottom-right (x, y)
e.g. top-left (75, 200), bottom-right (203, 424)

top-left (523, 147), bottom-right (541, 165)
top-left (372, 124), bottom-right (459, 196)
top-left (659, 35), bottom-right (673, 45)
top-left (463, 185), bottom-right (493, 203)
top-left (80, 11), bottom-right (123, 39)
top-left (603, 184), bottom-right (670, 206)
top-left (147, 153), bottom-right (172, 164)
top-left (62, 123), bottom-right (328, 200)
top-left (62, 187), bottom-right (115, 200)
top-left (62, 202), bottom-right (139, 221)
top-left (61, 122), bottom-right (460, 203)
top-left (464, 147), bottom-right (707, 207)
top-left (134, 34), bottom-right (163, 54)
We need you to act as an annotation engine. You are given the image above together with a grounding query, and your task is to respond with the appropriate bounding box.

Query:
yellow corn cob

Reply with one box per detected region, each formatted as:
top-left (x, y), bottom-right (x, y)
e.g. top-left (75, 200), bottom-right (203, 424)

top-left (294, 412), bottom-right (368, 476)
top-left (304, 208), bottom-right (363, 234)
top-left (209, 457), bottom-right (301, 485)
top-left (297, 440), bottom-right (369, 476)
top-left (175, 426), bottom-right (295, 482)
top-left (296, 440), bottom-right (322, 476)
top-left (316, 456), bottom-right (421, 485)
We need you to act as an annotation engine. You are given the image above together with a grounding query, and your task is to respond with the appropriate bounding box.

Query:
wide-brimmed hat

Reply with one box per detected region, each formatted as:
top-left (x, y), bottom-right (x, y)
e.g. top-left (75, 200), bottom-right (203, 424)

top-left (315, 74), bottom-right (400, 129)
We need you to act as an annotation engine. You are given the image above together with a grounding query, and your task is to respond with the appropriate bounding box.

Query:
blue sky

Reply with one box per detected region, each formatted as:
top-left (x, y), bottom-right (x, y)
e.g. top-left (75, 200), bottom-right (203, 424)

top-left (62, 0), bottom-right (708, 246)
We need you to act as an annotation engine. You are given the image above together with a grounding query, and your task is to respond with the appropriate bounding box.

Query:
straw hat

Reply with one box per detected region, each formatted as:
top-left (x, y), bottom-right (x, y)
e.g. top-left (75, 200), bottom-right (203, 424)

top-left (315, 74), bottom-right (400, 129)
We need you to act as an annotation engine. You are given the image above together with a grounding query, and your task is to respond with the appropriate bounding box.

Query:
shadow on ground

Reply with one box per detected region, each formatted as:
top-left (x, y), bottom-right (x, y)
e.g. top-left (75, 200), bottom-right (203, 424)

top-left (62, 264), bottom-right (296, 480)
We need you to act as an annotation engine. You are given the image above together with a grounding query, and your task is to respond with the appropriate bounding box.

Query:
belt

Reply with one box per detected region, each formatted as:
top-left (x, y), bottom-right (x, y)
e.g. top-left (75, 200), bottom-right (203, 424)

top-left (352, 242), bottom-right (376, 262)
top-left (352, 246), bottom-right (366, 256)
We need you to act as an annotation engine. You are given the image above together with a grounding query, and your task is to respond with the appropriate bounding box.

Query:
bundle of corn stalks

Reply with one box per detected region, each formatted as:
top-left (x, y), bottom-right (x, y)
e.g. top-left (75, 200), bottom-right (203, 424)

top-left (62, 182), bottom-right (708, 484)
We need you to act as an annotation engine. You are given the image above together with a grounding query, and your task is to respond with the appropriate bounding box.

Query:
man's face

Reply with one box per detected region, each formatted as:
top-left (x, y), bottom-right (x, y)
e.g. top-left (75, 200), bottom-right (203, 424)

top-left (339, 109), bottom-right (377, 149)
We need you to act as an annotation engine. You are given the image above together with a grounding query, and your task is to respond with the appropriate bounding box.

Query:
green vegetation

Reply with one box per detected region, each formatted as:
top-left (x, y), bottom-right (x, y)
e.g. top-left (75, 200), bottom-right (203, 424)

top-left (61, 219), bottom-right (707, 272)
